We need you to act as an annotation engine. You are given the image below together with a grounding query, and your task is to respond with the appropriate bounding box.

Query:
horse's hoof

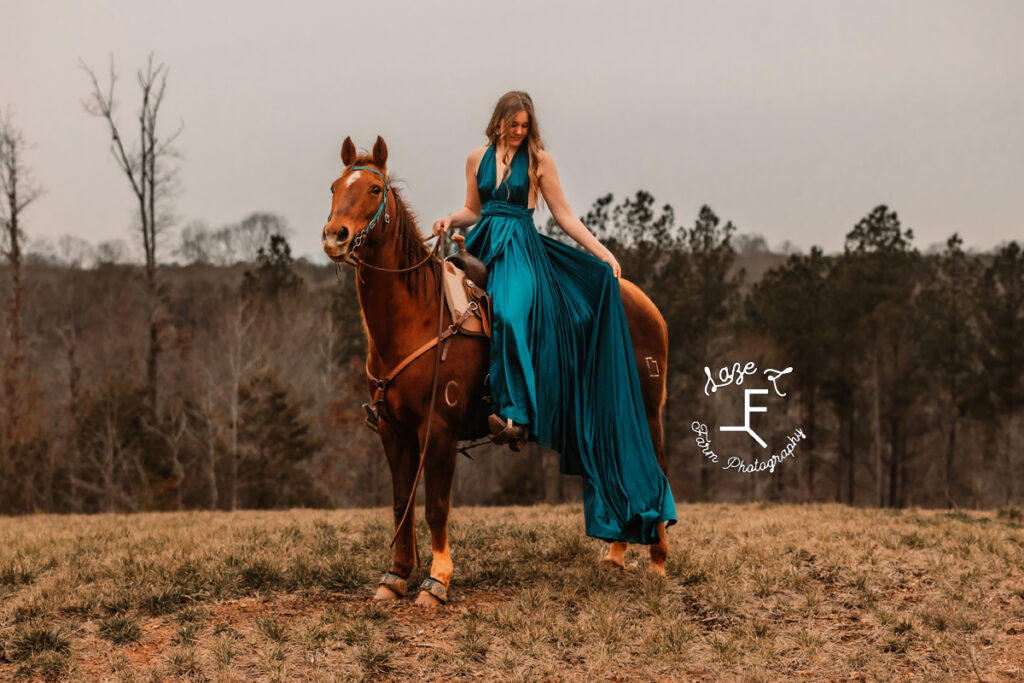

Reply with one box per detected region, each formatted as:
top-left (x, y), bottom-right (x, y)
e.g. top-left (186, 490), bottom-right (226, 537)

top-left (415, 590), bottom-right (444, 607)
top-left (374, 571), bottom-right (407, 600)
top-left (647, 562), bottom-right (667, 577)
top-left (600, 557), bottom-right (626, 572)
top-left (416, 576), bottom-right (448, 607)
top-left (374, 584), bottom-right (403, 600)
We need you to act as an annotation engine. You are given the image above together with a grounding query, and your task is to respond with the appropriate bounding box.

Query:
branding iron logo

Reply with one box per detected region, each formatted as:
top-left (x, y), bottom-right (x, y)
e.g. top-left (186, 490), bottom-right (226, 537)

top-left (691, 361), bottom-right (806, 474)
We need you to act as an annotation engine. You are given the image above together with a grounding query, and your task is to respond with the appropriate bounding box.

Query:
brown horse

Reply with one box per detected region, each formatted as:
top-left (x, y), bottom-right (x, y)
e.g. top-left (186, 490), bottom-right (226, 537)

top-left (322, 135), bottom-right (670, 607)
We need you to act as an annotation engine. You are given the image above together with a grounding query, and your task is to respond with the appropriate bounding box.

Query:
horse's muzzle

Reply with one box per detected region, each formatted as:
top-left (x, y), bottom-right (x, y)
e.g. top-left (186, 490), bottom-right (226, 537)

top-left (322, 226), bottom-right (351, 262)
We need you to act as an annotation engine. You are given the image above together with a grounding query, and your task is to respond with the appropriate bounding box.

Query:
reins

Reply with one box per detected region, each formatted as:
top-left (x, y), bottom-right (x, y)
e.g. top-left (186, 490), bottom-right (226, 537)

top-left (389, 228), bottom-right (445, 560)
top-left (347, 237), bottom-right (442, 277)
top-left (335, 164), bottom-right (454, 561)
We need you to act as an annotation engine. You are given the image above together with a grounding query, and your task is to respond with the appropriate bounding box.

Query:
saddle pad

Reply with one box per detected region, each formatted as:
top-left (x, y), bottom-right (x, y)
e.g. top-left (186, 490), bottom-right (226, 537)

top-left (442, 261), bottom-right (490, 336)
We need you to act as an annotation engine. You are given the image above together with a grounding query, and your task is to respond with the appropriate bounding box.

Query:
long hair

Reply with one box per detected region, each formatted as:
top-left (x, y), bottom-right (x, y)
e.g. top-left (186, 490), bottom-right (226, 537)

top-left (484, 91), bottom-right (546, 210)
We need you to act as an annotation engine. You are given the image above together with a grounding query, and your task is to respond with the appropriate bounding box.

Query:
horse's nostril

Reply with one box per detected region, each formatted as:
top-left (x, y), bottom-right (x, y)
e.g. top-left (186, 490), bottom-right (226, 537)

top-left (322, 226), bottom-right (350, 247)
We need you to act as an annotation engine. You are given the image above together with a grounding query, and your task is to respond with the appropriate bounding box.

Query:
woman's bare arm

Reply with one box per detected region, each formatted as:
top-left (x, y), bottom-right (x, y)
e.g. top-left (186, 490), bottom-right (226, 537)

top-left (433, 148), bottom-right (485, 235)
top-left (537, 150), bottom-right (621, 278)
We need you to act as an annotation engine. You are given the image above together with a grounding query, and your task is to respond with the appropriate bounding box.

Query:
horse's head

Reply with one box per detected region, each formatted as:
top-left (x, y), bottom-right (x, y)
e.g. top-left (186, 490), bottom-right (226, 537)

top-left (322, 135), bottom-right (392, 262)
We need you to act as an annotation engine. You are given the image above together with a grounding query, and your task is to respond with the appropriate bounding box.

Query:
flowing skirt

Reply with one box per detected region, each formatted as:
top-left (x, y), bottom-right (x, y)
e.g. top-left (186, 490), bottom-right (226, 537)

top-left (464, 200), bottom-right (677, 545)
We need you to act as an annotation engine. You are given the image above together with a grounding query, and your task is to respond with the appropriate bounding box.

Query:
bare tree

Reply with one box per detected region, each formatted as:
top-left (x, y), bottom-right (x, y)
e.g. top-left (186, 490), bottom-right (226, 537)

top-left (225, 294), bottom-right (258, 510)
top-left (96, 239), bottom-right (130, 265)
top-left (55, 320), bottom-right (83, 512)
top-left (178, 220), bottom-right (214, 265)
top-left (81, 53), bottom-right (183, 414)
top-left (235, 212), bottom-right (288, 262)
top-left (197, 378), bottom-right (220, 509)
top-left (176, 212), bottom-right (289, 266)
top-left (144, 406), bottom-right (189, 511)
top-left (72, 399), bottom-right (147, 513)
top-left (0, 109), bottom-right (44, 511)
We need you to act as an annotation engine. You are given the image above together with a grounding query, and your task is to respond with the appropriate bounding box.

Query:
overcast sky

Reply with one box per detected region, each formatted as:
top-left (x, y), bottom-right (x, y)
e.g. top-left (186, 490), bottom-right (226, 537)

top-left (3, 0), bottom-right (1021, 261)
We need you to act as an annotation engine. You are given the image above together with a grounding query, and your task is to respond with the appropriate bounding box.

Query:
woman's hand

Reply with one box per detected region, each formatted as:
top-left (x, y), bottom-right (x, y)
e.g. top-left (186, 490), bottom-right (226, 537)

top-left (598, 249), bottom-right (621, 279)
top-left (432, 216), bottom-right (452, 237)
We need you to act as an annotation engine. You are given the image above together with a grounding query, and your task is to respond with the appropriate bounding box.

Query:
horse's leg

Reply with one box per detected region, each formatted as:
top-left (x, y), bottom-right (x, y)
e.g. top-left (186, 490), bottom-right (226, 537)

top-left (599, 371), bottom-right (668, 573)
top-left (374, 424), bottom-right (420, 601)
top-left (600, 279), bottom-right (671, 575)
top-left (649, 522), bottom-right (668, 576)
top-left (415, 426), bottom-right (457, 608)
top-left (598, 412), bottom-right (670, 574)
top-left (646, 400), bottom-right (670, 576)
top-left (601, 542), bottom-right (628, 571)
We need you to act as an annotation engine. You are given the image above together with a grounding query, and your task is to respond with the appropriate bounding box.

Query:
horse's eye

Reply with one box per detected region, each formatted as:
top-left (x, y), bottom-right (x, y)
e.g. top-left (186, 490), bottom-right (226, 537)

top-left (371, 186), bottom-right (383, 195)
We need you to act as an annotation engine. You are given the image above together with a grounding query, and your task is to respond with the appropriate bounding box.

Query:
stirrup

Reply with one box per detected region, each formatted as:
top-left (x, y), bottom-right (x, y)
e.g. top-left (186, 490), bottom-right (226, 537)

top-left (488, 414), bottom-right (527, 451)
top-left (362, 402), bottom-right (380, 433)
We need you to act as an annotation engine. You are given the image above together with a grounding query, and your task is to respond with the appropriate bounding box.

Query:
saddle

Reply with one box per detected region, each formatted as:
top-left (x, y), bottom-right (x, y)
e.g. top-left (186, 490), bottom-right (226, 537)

top-left (362, 234), bottom-right (493, 436)
top-left (441, 235), bottom-right (491, 337)
top-left (445, 234), bottom-right (488, 290)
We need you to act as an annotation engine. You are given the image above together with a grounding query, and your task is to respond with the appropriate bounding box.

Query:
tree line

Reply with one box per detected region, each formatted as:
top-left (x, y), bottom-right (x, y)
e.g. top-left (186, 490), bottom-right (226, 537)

top-left (542, 195), bottom-right (1023, 510)
top-left (1, 190), bottom-right (1020, 514)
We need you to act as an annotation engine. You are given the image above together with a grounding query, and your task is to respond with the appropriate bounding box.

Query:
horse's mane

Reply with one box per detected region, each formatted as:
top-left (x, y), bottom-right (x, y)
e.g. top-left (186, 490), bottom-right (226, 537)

top-left (353, 155), bottom-right (436, 293)
top-left (390, 185), bottom-right (436, 293)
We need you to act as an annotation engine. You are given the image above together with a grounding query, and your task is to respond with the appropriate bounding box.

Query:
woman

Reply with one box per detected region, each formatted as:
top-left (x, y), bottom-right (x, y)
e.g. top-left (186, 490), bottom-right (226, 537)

top-left (432, 91), bottom-right (676, 545)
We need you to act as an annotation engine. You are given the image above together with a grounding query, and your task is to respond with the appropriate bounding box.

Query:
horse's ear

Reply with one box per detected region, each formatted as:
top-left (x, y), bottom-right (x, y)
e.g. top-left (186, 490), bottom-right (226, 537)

top-left (341, 137), bottom-right (356, 166)
top-left (372, 136), bottom-right (388, 168)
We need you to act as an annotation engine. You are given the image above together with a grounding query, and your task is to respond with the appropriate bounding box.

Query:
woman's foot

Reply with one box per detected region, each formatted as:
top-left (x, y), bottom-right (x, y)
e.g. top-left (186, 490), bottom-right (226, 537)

top-left (488, 414), bottom-right (528, 451)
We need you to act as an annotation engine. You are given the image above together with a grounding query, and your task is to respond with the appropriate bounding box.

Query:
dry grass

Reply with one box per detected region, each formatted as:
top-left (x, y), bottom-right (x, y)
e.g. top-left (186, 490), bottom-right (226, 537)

top-left (1, 503), bottom-right (1023, 681)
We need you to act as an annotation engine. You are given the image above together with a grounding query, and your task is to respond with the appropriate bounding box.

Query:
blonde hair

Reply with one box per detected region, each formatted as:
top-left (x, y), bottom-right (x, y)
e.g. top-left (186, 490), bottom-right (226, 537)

top-left (485, 91), bottom-right (545, 209)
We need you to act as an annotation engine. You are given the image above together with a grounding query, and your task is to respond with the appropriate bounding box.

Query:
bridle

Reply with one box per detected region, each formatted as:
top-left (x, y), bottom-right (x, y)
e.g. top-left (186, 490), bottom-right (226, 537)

top-left (336, 165), bottom-right (442, 273)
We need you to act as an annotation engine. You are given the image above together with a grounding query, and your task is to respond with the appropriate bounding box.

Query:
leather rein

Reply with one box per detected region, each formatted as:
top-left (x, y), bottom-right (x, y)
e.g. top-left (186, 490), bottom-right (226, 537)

top-left (337, 165), bottom-right (459, 558)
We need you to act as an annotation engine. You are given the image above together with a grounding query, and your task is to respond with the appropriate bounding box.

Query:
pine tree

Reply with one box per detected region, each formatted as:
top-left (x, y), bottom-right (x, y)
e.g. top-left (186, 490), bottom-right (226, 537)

top-left (238, 372), bottom-right (324, 508)
top-left (746, 246), bottom-right (829, 498)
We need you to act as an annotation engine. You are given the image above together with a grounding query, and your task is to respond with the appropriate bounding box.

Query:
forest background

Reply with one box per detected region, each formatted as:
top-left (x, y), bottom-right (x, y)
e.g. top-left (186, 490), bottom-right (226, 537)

top-left (1, 53), bottom-right (1022, 517)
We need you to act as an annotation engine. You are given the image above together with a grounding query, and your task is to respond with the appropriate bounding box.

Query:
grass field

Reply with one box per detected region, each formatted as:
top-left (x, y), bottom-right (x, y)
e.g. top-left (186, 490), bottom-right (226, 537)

top-left (1, 502), bottom-right (1023, 681)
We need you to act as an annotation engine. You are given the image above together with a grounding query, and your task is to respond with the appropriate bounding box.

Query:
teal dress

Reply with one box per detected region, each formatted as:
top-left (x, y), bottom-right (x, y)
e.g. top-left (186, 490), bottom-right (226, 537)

top-left (464, 143), bottom-right (677, 545)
